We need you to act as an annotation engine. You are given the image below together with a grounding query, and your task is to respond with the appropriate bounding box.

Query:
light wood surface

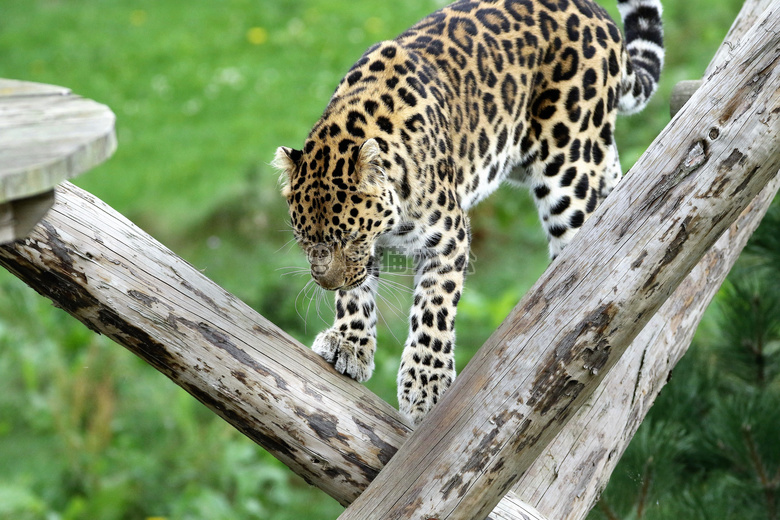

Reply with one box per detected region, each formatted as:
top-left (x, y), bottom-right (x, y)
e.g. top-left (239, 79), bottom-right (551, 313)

top-left (0, 79), bottom-right (116, 242)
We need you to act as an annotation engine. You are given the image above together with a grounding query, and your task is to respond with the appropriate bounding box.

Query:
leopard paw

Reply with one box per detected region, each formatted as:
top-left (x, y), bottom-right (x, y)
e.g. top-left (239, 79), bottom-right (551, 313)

top-left (397, 364), bottom-right (455, 425)
top-left (312, 329), bottom-right (375, 382)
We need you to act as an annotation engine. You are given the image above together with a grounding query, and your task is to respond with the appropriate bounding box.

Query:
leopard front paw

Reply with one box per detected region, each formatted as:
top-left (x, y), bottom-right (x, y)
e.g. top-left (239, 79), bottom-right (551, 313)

top-left (312, 329), bottom-right (375, 382)
top-left (397, 364), bottom-right (455, 426)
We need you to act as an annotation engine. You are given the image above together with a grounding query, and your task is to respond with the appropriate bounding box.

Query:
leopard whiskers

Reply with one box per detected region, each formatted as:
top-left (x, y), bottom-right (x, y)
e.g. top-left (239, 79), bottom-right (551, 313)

top-left (375, 284), bottom-right (406, 319)
top-left (377, 274), bottom-right (413, 295)
top-left (374, 291), bottom-right (404, 346)
top-left (376, 279), bottom-right (410, 315)
top-left (275, 236), bottom-right (300, 254)
top-left (286, 261), bottom-right (412, 346)
top-left (377, 274), bottom-right (413, 316)
top-left (304, 283), bottom-right (317, 330)
top-left (277, 265), bottom-right (310, 278)
top-left (275, 223), bottom-right (301, 254)
top-left (314, 285), bottom-right (333, 326)
top-left (374, 272), bottom-right (414, 346)
top-left (305, 280), bottom-right (331, 330)
top-left (291, 275), bottom-right (335, 333)
top-left (294, 278), bottom-right (319, 333)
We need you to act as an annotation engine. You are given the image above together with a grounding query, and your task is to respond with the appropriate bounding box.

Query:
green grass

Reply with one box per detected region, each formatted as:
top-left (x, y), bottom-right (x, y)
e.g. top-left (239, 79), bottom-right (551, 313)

top-left (0, 0), bottom-right (748, 518)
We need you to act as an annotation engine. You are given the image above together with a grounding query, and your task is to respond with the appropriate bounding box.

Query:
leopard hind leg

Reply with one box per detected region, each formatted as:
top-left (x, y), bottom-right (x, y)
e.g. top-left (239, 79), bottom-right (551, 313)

top-left (516, 124), bottom-right (623, 259)
top-left (600, 138), bottom-right (623, 201)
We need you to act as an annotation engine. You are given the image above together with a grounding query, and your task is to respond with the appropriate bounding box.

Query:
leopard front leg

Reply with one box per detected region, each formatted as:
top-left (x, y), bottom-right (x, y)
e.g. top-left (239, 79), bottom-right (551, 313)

top-left (312, 273), bottom-right (378, 382)
top-left (398, 214), bottom-right (470, 425)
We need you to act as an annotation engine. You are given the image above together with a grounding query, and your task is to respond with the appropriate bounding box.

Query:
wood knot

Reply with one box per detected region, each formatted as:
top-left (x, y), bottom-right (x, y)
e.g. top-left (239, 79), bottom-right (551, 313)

top-left (708, 127), bottom-right (720, 140)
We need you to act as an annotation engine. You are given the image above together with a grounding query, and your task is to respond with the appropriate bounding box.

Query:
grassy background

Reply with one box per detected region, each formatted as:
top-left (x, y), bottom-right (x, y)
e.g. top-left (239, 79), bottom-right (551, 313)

top-left (0, 0), bottom-right (747, 518)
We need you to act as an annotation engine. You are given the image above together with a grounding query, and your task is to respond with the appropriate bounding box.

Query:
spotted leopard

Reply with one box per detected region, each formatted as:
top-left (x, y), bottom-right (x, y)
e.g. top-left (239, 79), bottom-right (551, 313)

top-left (275, 0), bottom-right (663, 425)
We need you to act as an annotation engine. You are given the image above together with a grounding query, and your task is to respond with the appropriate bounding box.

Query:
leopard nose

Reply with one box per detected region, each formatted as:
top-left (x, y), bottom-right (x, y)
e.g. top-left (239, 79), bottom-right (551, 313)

top-left (309, 244), bottom-right (332, 276)
top-left (309, 244), bottom-right (344, 289)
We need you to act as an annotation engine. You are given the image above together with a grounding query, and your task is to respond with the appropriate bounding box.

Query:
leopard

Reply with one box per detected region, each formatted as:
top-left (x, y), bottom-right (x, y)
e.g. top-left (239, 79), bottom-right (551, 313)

top-left (274, 0), bottom-right (664, 425)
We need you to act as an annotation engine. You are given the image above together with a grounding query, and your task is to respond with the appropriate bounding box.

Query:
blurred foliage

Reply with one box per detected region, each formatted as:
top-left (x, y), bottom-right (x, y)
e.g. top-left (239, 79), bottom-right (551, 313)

top-left (0, 0), bottom-right (760, 518)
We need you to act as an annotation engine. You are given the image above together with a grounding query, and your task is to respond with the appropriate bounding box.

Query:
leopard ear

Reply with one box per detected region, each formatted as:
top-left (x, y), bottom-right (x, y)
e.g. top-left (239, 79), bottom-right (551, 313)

top-left (273, 146), bottom-right (301, 198)
top-left (355, 138), bottom-right (386, 193)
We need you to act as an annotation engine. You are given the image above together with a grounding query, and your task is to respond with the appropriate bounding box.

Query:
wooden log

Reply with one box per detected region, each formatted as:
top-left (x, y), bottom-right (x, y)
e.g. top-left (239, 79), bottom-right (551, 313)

top-left (0, 181), bottom-right (411, 506)
top-left (506, 175), bottom-right (780, 520)
top-left (513, 1), bottom-right (779, 517)
top-left (336, 5), bottom-right (780, 519)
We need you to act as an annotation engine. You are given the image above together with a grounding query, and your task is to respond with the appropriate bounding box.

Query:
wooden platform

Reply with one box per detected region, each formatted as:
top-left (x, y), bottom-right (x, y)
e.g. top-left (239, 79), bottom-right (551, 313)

top-left (0, 79), bottom-right (116, 243)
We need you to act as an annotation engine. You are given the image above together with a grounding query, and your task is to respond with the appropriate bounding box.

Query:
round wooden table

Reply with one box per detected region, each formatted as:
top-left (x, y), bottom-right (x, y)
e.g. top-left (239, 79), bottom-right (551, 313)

top-left (0, 79), bottom-right (116, 243)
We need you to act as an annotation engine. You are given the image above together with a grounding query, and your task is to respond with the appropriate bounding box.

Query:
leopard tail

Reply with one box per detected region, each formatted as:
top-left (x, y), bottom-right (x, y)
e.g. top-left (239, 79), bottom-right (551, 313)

top-left (616, 0), bottom-right (664, 114)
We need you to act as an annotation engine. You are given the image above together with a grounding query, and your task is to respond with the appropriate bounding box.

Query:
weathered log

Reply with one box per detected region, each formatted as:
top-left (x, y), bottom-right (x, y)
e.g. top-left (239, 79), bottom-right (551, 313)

top-left (509, 0), bottom-right (778, 517)
top-left (336, 5), bottom-right (780, 519)
top-left (502, 175), bottom-right (780, 520)
top-left (0, 181), bottom-right (412, 506)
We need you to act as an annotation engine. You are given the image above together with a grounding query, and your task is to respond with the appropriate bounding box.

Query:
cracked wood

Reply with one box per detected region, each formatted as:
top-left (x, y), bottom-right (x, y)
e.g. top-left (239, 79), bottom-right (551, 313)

top-left (0, 181), bottom-right (411, 506)
top-left (0, 181), bottom-right (542, 519)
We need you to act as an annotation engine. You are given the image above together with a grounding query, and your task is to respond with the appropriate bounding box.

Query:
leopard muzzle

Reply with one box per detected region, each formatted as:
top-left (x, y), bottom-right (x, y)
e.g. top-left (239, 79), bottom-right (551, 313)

top-left (308, 243), bottom-right (346, 290)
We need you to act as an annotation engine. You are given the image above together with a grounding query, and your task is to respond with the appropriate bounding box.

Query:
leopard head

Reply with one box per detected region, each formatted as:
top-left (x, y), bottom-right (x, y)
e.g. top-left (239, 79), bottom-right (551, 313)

top-left (274, 138), bottom-right (399, 290)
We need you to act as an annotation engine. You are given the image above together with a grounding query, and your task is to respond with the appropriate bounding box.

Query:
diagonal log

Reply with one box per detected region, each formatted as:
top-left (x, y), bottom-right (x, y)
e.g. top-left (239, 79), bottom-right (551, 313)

top-left (337, 5), bottom-right (780, 519)
top-left (504, 1), bottom-right (779, 517)
top-left (494, 175), bottom-right (780, 520)
top-left (0, 181), bottom-right (412, 506)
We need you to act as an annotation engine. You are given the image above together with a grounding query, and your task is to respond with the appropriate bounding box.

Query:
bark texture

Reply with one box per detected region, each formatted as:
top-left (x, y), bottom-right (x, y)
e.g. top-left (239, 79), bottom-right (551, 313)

top-left (507, 1), bottom-right (779, 517)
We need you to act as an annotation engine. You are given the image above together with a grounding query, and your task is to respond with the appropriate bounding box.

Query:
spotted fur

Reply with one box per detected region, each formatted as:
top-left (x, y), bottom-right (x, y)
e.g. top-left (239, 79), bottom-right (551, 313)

top-left (275, 0), bottom-right (663, 425)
